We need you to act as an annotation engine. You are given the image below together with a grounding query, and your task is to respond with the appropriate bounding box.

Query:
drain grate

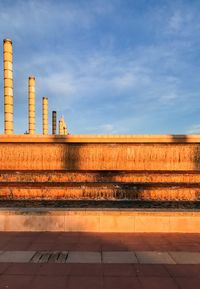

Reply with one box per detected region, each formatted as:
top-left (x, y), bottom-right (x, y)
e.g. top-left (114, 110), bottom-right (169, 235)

top-left (31, 251), bottom-right (68, 263)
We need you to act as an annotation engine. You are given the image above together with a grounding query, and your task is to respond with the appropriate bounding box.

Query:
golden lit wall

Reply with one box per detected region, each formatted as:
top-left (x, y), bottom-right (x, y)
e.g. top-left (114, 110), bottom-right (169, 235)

top-left (0, 137), bottom-right (200, 170)
top-left (0, 135), bottom-right (200, 201)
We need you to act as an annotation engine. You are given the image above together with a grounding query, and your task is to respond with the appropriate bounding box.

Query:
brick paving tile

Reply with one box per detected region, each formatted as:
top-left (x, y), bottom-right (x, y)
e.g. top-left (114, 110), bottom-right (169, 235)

top-left (151, 245), bottom-right (176, 251)
top-left (169, 252), bottom-right (200, 264)
top-left (102, 264), bottom-right (136, 276)
top-left (36, 263), bottom-right (70, 276)
top-left (2, 243), bottom-right (31, 251)
top-left (56, 236), bottom-right (78, 242)
top-left (145, 242), bottom-right (170, 249)
top-left (174, 277), bottom-right (200, 289)
top-left (102, 251), bottom-right (137, 263)
top-left (0, 233), bottom-right (199, 257)
top-left (103, 276), bottom-right (141, 289)
top-left (0, 275), bottom-right (33, 289)
top-left (124, 244), bottom-right (154, 251)
top-left (5, 263), bottom-right (39, 275)
top-left (74, 242), bottom-right (101, 251)
top-left (32, 237), bottom-right (56, 243)
top-left (122, 242), bottom-right (146, 249)
top-left (172, 245), bottom-right (200, 252)
top-left (0, 243), bottom-right (8, 250)
top-left (101, 243), bottom-right (129, 251)
top-left (0, 233), bottom-right (18, 238)
top-left (69, 264), bottom-right (103, 276)
top-left (185, 244), bottom-right (200, 251)
top-left (27, 243), bottom-right (55, 251)
top-left (0, 263), bottom-right (10, 275)
top-left (101, 238), bottom-right (125, 244)
top-left (138, 277), bottom-right (179, 289)
top-left (53, 238), bottom-right (78, 244)
top-left (68, 276), bottom-right (103, 289)
top-left (8, 237), bottom-right (33, 242)
top-left (98, 233), bottom-right (123, 239)
top-left (0, 233), bottom-right (198, 252)
top-left (14, 233), bottom-right (41, 238)
top-left (29, 276), bottom-right (67, 289)
top-left (67, 251), bottom-right (101, 263)
top-left (79, 233), bottom-right (100, 238)
top-left (165, 264), bottom-right (200, 277)
top-left (60, 232), bottom-right (81, 238)
top-left (122, 239), bottom-right (144, 245)
top-left (33, 232), bottom-right (56, 238)
top-left (51, 243), bottom-right (77, 251)
top-left (134, 264), bottom-right (170, 277)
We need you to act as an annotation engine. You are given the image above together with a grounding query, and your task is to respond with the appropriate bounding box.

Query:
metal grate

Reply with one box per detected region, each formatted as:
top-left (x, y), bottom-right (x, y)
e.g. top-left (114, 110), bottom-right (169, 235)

top-left (30, 251), bottom-right (68, 263)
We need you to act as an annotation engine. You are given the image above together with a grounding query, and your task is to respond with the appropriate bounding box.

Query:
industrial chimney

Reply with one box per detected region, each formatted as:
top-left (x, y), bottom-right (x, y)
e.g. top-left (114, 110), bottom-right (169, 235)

top-left (59, 116), bottom-right (64, 135)
top-left (42, 97), bottom-right (48, 135)
top-left (59, 116), bottom-right (68, 135)
top-left (28, 76), bottom-right (35, 134)
top-left (63, 120), bottom-right (68, 135)
top-left (63, 126), bottom-right (67, 135)
top-left (52, 111), bottom-right (57, 135)
top-left (3, 39), bottom-right (13, 134)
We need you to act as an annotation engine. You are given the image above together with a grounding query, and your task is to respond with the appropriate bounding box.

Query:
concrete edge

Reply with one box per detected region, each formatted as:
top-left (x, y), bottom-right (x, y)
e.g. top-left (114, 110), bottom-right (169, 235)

top-left (1, 134), bottom-right (200, 143)
top-left (0, 208), bottom-right (199, 232)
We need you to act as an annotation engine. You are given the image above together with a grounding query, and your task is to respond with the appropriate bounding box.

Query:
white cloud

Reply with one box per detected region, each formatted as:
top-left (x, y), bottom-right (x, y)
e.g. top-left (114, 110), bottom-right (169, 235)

top-left (86, 123), bottom-right (117, 134)
top-left (37, 73), bottom-right (76, 101)
top-left (0, 0), bottom-right (114, 40)
top-left (187, 124), bottom-right (200, 134)
top-left (168, 11), bottom-right (183, 33)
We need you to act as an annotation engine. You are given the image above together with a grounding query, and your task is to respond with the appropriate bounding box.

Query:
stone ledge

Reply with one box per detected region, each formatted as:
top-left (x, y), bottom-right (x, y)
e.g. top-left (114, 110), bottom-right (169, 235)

top-left (0, 208), bottom-right (199, 232)
top-left (0, 134), bottom-right (200, 143)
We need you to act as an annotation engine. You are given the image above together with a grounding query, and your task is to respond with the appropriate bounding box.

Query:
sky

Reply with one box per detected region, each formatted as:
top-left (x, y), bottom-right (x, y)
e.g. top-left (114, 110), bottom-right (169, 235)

top-left (0, 0), bottom-right (200, 135)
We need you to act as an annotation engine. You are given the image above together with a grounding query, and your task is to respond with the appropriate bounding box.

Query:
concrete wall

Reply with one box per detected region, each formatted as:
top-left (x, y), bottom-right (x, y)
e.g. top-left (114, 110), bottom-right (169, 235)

top-left (0, 135), bottom-right (200, 200)
top-left (0, 209), bottom-right (200, 232)
top-left (0, 135), bottom-right (200, 171)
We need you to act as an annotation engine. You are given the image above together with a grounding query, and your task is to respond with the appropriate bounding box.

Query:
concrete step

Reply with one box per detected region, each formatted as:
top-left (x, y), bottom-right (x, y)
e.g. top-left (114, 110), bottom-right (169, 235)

top-left (0, 181), bottom-right (199, 200)
top-left (0, 170), bottom-right (200, 183)
top-left (0, 181), bottom-right (200, 187)
top-left (0, 170), bottom-right (200, 200)
top-left (0, 209), bottom-right (200, 232)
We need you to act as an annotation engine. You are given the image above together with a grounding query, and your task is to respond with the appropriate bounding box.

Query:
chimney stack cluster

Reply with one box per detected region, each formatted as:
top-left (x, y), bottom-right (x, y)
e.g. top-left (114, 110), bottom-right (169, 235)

top-left (52, 111), bottom-right (57, 135)
top-left (28, 76), bottom-right (35, 134)
top-left (59, 116), bottom-right (68, 135)
top-left (2, 38), bottom-right (69, 136)
top-left (42, 97), bottom-right (48, 135)
top-left (3, 39), bottom-right (13, 135)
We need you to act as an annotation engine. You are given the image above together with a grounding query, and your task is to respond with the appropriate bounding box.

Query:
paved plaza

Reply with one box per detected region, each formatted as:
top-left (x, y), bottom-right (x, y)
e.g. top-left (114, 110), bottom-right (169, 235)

top-left (0, 232), bottom-right (199, 288)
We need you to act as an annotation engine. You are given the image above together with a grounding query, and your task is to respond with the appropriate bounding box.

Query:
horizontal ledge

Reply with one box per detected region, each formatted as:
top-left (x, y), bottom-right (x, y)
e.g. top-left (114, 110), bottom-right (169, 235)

top-left (0, 170), bottom-right (200, 173)
top-left (0, 182), bottom-right (200, 187)
top-left (0, 208), bottom-right (199, 215)
top-left (0, 134), bottom-right (200, 143)
top-left (0, 208), bottom-right (200, 232)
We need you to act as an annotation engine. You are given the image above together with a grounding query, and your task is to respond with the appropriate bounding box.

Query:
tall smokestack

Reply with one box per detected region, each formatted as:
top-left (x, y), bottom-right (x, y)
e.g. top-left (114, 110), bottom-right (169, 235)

top-left (62, 119), bottom-right (68, 135)
top-left (52, 111), bottom-right (57, 135)
top-left (63, 125), bottom-right (68, 135)
top-left (3, 39), bottom-right (13, 134)
top-left (59, 116), bottom-right (64, 135)
top-left (28, 76), bottom-right (35, 134)
top-left (42, 97), bottom-right (48, 135)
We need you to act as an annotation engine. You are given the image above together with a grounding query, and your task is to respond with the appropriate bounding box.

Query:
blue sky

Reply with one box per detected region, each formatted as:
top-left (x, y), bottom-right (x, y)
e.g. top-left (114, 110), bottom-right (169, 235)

top-left (0, 0), bottom-right (200, 134)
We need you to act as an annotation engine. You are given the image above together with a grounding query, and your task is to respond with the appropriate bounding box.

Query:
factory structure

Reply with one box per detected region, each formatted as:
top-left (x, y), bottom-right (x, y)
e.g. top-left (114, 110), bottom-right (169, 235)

top-left (2, 38), bottom-right (68, 135)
